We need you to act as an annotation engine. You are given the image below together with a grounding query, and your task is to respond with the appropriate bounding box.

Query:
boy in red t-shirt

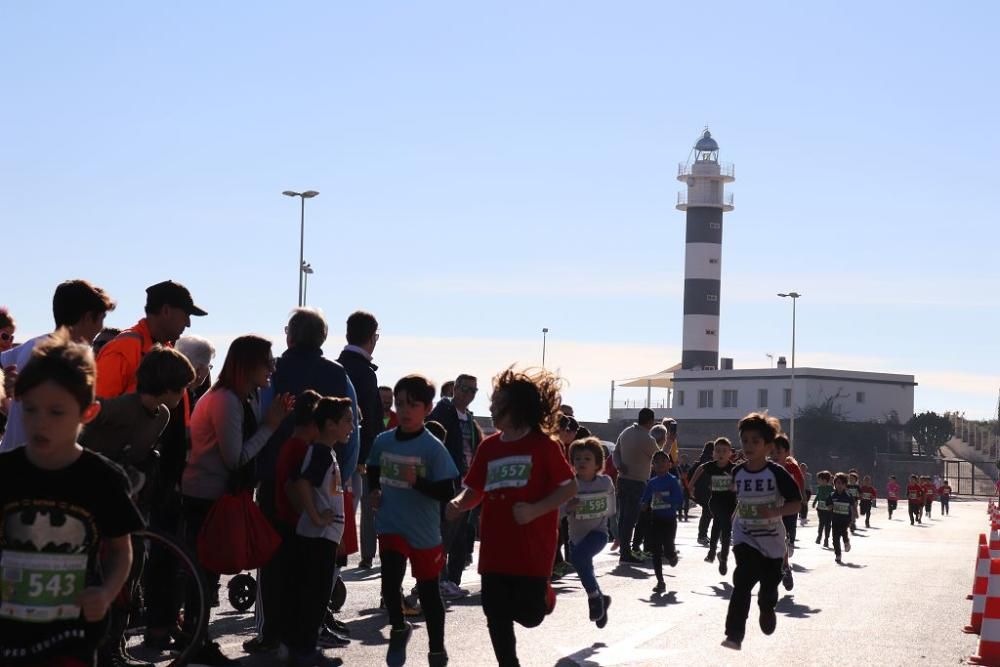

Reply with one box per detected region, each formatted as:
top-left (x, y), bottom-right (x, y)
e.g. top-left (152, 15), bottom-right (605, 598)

top-left (938, 480), bottom-right (953, 515)
top-left (447, 368), bottom-right (577, 667)
top-left (859, 475), bottom-right (877, 528)
top-left (922, 476), bottom-right (936, 518)
top-left (906, 474), bottom-right (924, 525)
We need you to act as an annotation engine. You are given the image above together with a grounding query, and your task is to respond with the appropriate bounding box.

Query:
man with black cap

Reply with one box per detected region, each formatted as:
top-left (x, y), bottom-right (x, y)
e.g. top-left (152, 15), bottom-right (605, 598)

top-left (95, 280), bottom-right (208, 667)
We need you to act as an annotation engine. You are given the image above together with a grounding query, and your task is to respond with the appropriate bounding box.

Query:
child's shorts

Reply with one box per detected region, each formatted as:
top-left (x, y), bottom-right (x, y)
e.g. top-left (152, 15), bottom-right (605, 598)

top-left (378, 534), bottom-right (445, 580)
top-left (888, 498), bottom-right (898, 511)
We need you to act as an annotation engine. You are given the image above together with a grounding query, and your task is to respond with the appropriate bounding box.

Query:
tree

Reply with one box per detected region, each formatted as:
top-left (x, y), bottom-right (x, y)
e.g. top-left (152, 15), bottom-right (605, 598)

top-left (906, 411), bottom-right (954, 457)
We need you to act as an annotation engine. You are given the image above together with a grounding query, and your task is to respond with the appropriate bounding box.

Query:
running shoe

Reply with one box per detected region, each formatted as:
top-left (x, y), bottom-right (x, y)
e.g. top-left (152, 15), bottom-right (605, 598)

top-left (721, 638), bottom-right (742, 650)
top-left (718, 558), bottom-right (728, 576)
top-left (317, 628), bottom-right (351, 649)
top-left (428, 652), bottom-right (449, 667)
top-left (587, 594), bottom-right (605, 621)
top-left (704, 550), bottom-right (716, 563)
top-left (596, 595), bottom-right (611, 629)
top-left (781, 567), bottom-right (794, 591)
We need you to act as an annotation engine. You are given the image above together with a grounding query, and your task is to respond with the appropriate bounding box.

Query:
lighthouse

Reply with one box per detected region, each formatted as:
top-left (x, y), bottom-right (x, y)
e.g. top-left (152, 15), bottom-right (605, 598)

top-left (676, 130), bottom-right (734, 370)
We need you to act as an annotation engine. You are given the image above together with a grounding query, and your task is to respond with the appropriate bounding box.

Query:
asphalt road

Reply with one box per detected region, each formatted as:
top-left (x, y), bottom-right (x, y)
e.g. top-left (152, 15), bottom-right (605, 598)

top-left (133, 497), bottom-right (988, 666)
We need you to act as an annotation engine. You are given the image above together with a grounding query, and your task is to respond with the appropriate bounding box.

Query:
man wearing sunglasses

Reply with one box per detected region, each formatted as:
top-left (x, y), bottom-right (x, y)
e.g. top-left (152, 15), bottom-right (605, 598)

top-left (428, 374), bottom-right (483, 599)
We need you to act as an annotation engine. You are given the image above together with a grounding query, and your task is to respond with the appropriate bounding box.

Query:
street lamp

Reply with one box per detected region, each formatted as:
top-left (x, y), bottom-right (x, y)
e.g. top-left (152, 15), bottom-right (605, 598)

top-left (542, 328), bottom-right (549, 368)
top-left (282, 189), bottom-right (320, 306)
top-left (766, 353), bottom-right (774, 368)
top-left (301, 261), bottom-right (314, 306)
top-left (777, 292), bottom-right (801, 442)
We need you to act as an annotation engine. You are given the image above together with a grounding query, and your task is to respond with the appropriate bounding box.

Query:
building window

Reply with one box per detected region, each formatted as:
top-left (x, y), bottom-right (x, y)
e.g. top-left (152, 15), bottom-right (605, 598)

top-left (709, 222), bottom-right (721, 230)
top-left (698, 390), bottom-right (714, 409)
top-left (705, 329), bottom-right (716, 336)
top-left (709, 258), bottom-right (719, 264)
top-left (783, 388), bottom-right (792, 408)
top-left (722, 389), bottom-right (738, 408)
top-left (676, 390), bottom-right (684, 407)
top-left (707, 294), bottom-right (718, 302)
top-left (758, 388), bottom-right (768, 408)
top-left (856, 391), bottom-right (866, 404)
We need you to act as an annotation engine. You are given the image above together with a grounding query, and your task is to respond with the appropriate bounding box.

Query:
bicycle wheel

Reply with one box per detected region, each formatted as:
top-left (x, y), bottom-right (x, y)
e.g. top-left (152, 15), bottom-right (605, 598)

top-left (134, 529), bottom-right (209, 667)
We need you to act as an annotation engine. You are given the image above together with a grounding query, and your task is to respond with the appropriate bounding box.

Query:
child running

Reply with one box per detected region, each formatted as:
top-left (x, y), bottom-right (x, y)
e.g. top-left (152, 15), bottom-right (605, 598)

top-left (886, 475), bottom-right (900, 520)
top-left (641, 450), bottom-right (685, 593)
top-left (907, 474), bottom-right (924, 525)
top-left (813, 470), bottom-right (833, 547)
top-left (687, 437), bottom-right (737, 575)
top-left (447, 367), bottom-right (577, 667)
top-left (846, 471), bottom-right (861, 534)
top-left (922, 476), bottom-right (936, 519)
top-left (0, 333), bottom-right (144, 666)
top-left (367, 375), bottom-right (459, 667)
top-left (859, 475), bottom-right (877, 528)
top-left (826, 473), bottom-right (855, 564)
top-left (565, 437), bottom-right (616, 627)
top-left (722, 413), bottom-right (802, 651)
top-left (939, 479), bottom-right (953, 515)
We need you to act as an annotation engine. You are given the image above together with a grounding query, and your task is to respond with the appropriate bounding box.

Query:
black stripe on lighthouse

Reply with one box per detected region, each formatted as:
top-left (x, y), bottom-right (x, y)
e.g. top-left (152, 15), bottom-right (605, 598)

top-left (682, 349), bottom-right (719, 370)
top-left (683, 279), bottom-right (721, 316)
top-left (685, 207), bottom-right (723, 244)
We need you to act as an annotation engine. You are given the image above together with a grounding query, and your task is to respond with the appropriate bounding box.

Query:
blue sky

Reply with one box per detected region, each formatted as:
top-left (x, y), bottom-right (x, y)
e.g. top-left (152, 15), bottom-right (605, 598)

top-left (2, 2), bottom-right (997, 421)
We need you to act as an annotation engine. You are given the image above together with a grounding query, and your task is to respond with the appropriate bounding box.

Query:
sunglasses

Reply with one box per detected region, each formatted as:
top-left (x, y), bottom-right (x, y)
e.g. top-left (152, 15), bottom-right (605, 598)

top-left (0, 332), bottom-right (13, 343)
top-left (457, 385), bottom-right (478, 394)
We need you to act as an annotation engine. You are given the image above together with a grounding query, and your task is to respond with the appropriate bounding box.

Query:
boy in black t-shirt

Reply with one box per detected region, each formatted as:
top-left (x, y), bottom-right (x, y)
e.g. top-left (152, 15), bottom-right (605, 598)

top-left (0, 333), bottom-right (144, 666)
top-left (826, 473), bottom-right (855, 564)
top-left (687, 437), bottom-right (737, 575)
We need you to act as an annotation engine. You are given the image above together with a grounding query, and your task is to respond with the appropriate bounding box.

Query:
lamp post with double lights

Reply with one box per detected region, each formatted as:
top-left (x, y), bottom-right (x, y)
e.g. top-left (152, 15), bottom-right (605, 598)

top-left (777, 292), bottom-right (801, 442)
top-left (282, 189), bottom-right (320, 306)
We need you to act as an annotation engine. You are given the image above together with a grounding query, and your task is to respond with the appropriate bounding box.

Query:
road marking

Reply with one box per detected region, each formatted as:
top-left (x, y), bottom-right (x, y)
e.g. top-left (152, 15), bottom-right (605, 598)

top-left (558, 623), bottom-right (675, 666)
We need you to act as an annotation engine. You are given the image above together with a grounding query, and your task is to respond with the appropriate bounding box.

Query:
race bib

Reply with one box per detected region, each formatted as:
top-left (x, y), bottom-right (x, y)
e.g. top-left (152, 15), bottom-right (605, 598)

top-left (737, 496), bottom-right (779, 527)
top-left (379, 453), bottom-right (426, 489)
top-left (485, 455), bottom-right (533, 491)
top-left (711, 475), bottom-right (733, 493)
top-left (0, 551), bottom-right (87, 623)
top-left (832, 501), bottom-right (851, 515)
top-left (650, 492), bottom-right (672, 511)
top-left (861, 492), bottom-right (873, 500)
top-left (847, 487), bottom-right (859, 497)
top-left (574, 492), bottom-right (609, 520)
top-left (908, 491), bottom-right (920, 500)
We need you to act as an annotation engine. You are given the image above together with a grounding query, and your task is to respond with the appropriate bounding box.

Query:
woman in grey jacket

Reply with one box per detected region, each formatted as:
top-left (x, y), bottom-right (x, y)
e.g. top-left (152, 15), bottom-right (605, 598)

top-left (180, 335), bottom-right (292, 666)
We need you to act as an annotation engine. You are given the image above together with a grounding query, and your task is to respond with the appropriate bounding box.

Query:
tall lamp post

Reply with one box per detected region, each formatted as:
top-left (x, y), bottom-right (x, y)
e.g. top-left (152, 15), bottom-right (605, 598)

top-left (301, 262), bottom-right (314, 306)
top-left (282, 189), bottom-right (320, 306)
top-left (777, 292), bottom-right (801, 442)
top-left (542, 328), bottom-right (549, 368)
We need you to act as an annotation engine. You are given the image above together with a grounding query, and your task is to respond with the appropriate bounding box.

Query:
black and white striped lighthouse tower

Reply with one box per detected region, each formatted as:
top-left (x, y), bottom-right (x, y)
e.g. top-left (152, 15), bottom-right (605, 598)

top-left (676, 130), bottom-right (734, 370)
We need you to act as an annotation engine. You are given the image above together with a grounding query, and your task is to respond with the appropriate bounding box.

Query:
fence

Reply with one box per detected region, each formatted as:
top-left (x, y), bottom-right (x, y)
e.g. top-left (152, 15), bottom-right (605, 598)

top-left (942, 458), bottom-right (996, 496)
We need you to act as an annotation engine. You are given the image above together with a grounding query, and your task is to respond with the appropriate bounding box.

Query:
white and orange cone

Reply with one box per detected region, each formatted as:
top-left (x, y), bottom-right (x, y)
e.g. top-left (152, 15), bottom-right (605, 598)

top-left (970, 558), bottom-right (1000, 664)
top-left (973, 535), bottom-right (990, 601)
top-left (967, 544), bottom-right (993, 633)
top-left (990, 525), bottom-right (1000, 559)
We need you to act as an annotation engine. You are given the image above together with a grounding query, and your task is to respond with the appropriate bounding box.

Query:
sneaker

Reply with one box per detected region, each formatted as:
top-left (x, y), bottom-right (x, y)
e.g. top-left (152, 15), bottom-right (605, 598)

top-left (721, 638), bottom-right (742, 650)
top-left (596, 595), bottom-right (611, 629)
top-left (845, 540), bottom-right (851, 553)
top-left (439, 581), bottom-right (469, 600)
top-left (190, 641), bottom-right (239, 666)
top-left (327, 618), bottom-right (350, 635)
top-left (815, 536), bottom-right (821, 545)
top-left (551, 562), bottom-right (572, 580)
top-left (781, 567), bottom-right (794, 591)
top-left (618, 553), bottom-right (643, 565)
top-left (428, 652), bottom-right (449, 667)
top-left (386, 623), bottom-right (413, 667)
top-left (697, 536), bottom-right (709, 546)
top-left (823, 540), bottom-right (829, 548)
top-left (402, 600), bottom-right (422, 617)
top-left (653, 581), bottom-right (666, 594)
top-left (668, 553), bottom-right (678, 568)
top-left (718, 558), bottom-right (728, 576)
top-left (835, 555), bottom-right (842, 564)
top-left (759, 607), bottom-right (777, 635)
top-left (587, 594), bottom-right (605, 622)
top-left (242, 636), bottom-right (279, 654)
top-left (317, 628), bottom-right (351, 649)
top-left (705, 551), bottom-right (716, 563)
top-left (358, 558), bottom-right (373, 569)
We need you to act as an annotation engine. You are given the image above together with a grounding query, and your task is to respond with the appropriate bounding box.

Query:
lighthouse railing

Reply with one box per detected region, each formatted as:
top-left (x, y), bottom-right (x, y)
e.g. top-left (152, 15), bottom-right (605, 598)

top-left (677, 162), bottom-right (735, 179)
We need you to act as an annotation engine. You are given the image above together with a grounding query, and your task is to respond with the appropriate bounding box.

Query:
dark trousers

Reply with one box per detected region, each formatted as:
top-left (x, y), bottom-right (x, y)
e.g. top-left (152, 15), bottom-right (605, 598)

top-left (145, 487), bottom-right (183, 631)
top-left (782, 514), bottom-right (797, 547)
top-left (941, 497), bottom-right (950, 515)
top-left (709, 503), bottom-right (734, 558)
top-left (648, 515), bottom-right (677, 584)
top-left (799, 490), bottom-right (811, 520)
top-left (181, 495), bottom-right (219, 640)
top-left (697, 500), bottom-right (713, 541)
top-left (816, 509), bottom-right (832, 542)
top-left (925, 499), bottom-right (933, 517)
top-left (359, 473), bottom-right (377, 561)
top-left (481, 574), bottom-right (548, 667)
top-left (441, 513), bottom-right (470, 586)
top-left (554, 517), bottom-right (570, 564)
top-left (285, 536), bottom-right (338, 657)
top-left (909, 502), bottom-right (921, 523)
top-left (888, 499), bottom-right (898, 517)
top-left (632, 509), bottom-right (649, 552)
top-left (615, 479), bottom-right (645, 556)
top-left (724, 543), bottom-right (783, 643)
top-left (860, 500), bottom-right (872, 527)
top-left (260, 520), bottom-right (293, 642)
top-left (832, 522), bottom-right (850, 558)
top-left (381, 550), bottom-right (445, 653)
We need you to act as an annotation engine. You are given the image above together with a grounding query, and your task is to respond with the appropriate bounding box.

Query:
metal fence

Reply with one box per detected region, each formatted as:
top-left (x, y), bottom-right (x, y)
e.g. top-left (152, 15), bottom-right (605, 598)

top-left (943, 458), bottom-right (997, 496)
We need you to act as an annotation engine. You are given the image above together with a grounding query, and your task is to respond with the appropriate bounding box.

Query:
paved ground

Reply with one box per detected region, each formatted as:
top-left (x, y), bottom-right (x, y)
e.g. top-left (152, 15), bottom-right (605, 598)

top-left (134, 497), bottom-right (989, 666)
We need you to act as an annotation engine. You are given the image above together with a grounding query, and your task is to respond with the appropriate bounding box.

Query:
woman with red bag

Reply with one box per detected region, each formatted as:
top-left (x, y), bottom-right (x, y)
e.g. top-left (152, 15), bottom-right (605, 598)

top-left (180, 335), bottom-right (293, 666)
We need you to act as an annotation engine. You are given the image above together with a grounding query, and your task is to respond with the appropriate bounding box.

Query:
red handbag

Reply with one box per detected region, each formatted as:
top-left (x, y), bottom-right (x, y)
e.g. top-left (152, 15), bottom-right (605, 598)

top-left (197, 490), bottom-right (282, 574)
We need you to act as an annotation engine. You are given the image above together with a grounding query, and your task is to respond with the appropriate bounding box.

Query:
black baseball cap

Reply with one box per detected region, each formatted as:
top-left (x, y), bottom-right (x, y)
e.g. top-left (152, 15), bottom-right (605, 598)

top-left (145, 280), bottom-right (207, 317)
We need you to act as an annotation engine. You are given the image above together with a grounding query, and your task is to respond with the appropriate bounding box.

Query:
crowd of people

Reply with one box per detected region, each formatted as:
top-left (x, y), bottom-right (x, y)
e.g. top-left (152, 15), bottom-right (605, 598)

top-left (0, 279), bottom-right (958, 667)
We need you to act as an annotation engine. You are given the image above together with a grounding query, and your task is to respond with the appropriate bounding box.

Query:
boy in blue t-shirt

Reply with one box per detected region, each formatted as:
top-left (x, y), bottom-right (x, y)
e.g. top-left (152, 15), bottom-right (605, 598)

top-left (367, 375), bottom-right (459, 667)
top-left (640, 450), bottom-right (685, 593)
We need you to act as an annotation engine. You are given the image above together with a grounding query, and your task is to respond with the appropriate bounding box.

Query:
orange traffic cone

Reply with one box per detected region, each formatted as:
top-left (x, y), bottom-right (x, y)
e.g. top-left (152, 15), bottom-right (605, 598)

top-left (967, 544), bottom-right (993, 633)
top-left (970, 558), bottom-right (1000, 664)
top-left (990, 526), bottom-right (1000, 558)
top-left (973, 535), bottom-right (990, 601)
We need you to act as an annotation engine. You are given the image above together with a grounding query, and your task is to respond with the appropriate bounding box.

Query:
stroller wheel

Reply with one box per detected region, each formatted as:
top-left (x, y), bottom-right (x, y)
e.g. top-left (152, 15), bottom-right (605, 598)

top-left (228, 573), bottom-right (257, 612)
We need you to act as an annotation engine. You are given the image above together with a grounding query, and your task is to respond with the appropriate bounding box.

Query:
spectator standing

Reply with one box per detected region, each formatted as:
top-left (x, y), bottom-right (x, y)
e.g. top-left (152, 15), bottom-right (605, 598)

top-left (612, 408), bottom-right (658, 564)
top-left (380, 385), bottom-right (399, 429)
